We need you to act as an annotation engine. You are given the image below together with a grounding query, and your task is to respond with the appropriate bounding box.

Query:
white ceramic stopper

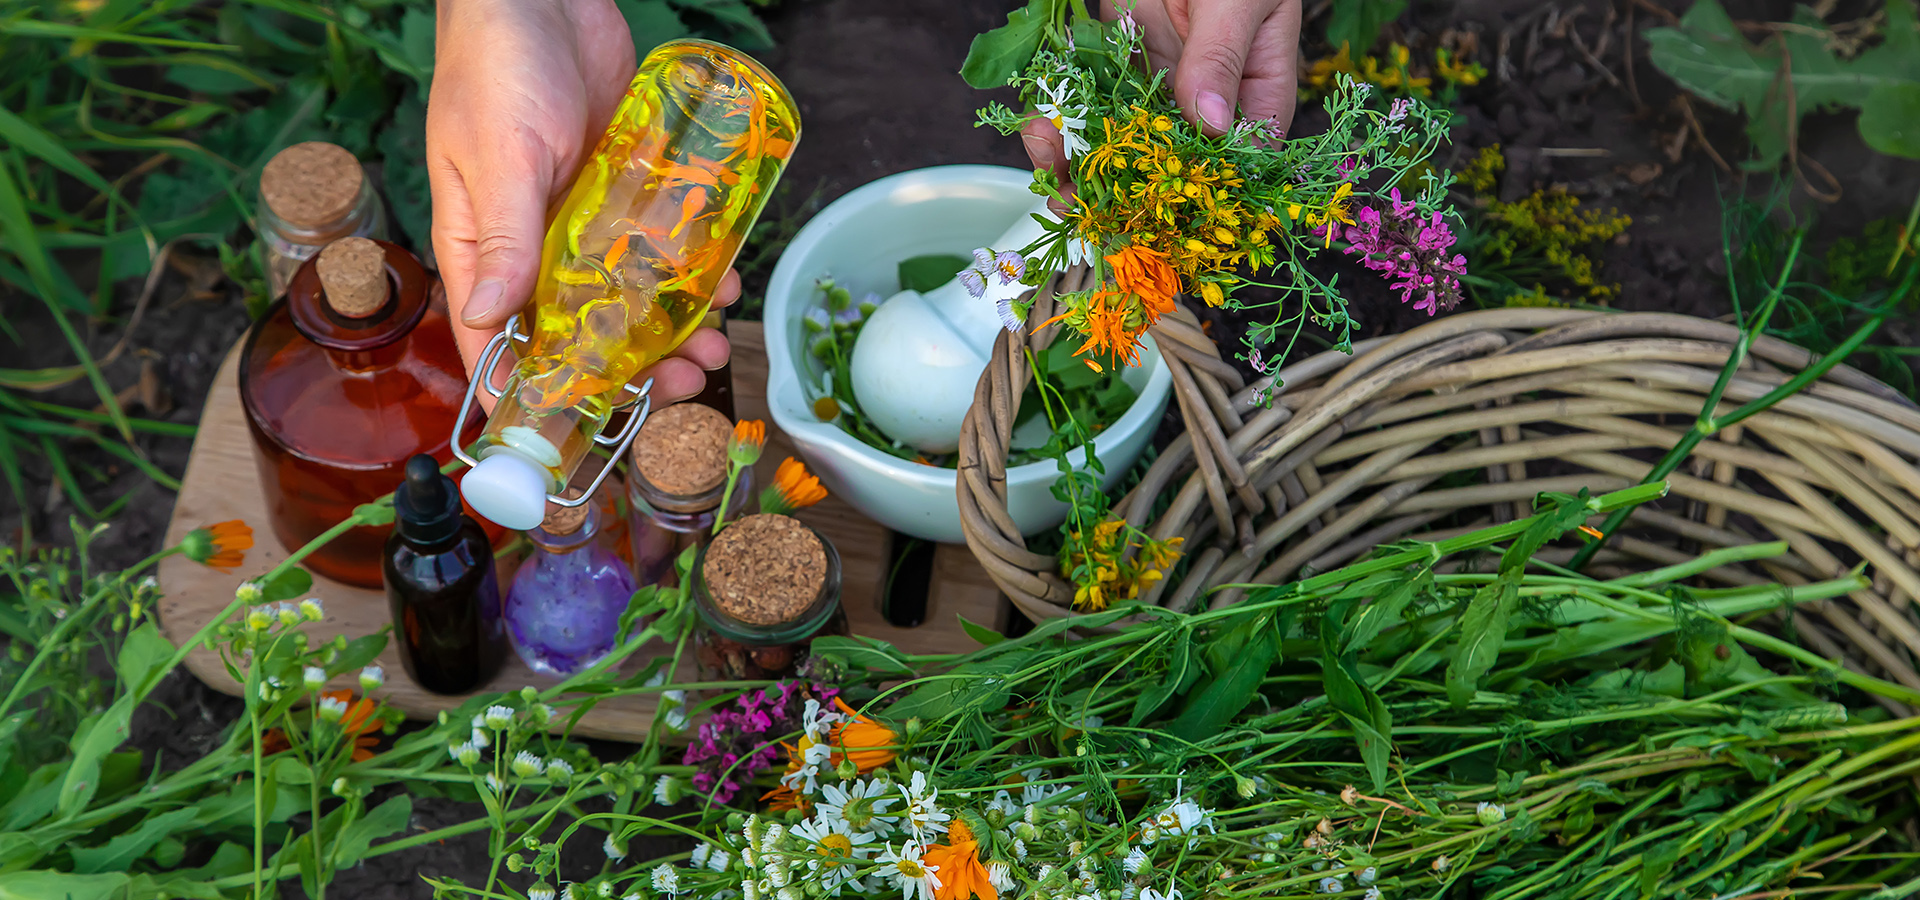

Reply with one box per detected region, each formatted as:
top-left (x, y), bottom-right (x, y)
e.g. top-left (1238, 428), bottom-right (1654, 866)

top-left (849, 198), bottom-right (1058, 454)
top-left (460, 449), bottom-right (550, 531)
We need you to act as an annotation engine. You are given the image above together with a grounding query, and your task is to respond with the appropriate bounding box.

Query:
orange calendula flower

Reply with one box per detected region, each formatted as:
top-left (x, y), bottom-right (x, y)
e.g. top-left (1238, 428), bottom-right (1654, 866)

top-left (729, 419), bottom-right (767, 466)
top-left (828, 697), bottom-right (897, 773)
top-left (327, 689), bottom-right (384, 762)
top-left (183, 520), bottom-right (253, 572)
top-left (924, 820), bottom-right (996, 900)
top-left (1105, 244), bottom-right (1180, 320)
top-left (761, 457), bottom-right (828, 515)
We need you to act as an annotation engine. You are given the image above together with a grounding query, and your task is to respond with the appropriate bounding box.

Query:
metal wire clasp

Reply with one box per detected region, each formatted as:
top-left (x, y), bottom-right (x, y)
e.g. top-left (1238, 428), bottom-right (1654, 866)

top-left (448, 314), bottom-right (652, 508)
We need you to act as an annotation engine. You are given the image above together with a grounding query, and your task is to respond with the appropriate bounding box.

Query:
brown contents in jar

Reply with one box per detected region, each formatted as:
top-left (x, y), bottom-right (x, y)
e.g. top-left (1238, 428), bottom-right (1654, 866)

top-left (316, 238), bottom-right (390, 318)
top-left (632, 403), bottom-right (731, 499)
top-left (261, 142), bottom-right (364, 229)
top-left (702, 514), bottom-right (826, 626)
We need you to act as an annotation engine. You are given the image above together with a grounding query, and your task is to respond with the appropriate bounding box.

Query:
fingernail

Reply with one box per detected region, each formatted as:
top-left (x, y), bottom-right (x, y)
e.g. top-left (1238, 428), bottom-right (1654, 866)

top-left (1022, 133), bottom-right (1059, 170)
top-left (462, 278), bottom-right (506, 326)
top-left (1197, 91), bottom-right (1232, 133)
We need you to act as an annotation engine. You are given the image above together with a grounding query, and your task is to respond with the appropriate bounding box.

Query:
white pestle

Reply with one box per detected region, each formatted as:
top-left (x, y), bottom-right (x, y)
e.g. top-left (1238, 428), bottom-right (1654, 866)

top-left (849, 197), bottom-right (1059, 454)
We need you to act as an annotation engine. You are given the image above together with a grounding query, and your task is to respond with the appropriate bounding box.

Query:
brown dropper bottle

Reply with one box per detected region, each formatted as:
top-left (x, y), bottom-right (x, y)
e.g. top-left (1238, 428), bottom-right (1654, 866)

top-left (384, 454), bottom-right (506, 695)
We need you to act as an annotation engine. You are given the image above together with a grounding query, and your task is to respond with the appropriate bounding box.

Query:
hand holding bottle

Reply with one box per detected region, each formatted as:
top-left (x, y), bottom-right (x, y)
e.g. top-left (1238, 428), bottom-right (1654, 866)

top-left (427, 0), bottom-right (736, 408)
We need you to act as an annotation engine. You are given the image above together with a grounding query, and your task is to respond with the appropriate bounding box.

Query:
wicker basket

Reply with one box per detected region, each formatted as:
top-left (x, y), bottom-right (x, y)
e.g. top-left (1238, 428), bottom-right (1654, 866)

top-left (959, 302), bottom-right (1920, 702)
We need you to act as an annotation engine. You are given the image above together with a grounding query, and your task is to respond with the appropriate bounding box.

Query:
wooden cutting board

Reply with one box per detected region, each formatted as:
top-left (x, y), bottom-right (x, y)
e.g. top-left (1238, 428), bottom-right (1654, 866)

top-left (156, 321), bottom-right (1006, 741)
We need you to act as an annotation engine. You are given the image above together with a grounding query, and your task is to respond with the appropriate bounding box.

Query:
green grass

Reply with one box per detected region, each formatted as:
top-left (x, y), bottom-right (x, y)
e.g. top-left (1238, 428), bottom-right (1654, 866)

top-left (0, 0), bottom-right (779, 545)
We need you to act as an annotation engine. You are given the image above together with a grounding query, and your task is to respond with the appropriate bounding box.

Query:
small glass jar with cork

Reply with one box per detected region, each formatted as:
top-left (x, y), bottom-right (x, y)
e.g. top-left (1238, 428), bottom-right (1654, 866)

top-left (692, 513), bottom-right (845, 680)
top-left (505, 490), bottom-right (638, 677)
top-left (257, 141), bottom-right (388, 298)
top-left (627, 403), bottom-right (751, 587)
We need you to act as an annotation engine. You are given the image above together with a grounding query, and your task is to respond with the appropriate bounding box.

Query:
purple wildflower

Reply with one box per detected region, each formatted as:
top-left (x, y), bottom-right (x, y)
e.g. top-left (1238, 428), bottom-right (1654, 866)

top-left (958, 268), bottom-right (987, 299)
top-left (1339, 189), bottom-right (1466, 315)
top-left (681, 680), bottom-right (838, 806)
top-left (993, 250), bottom-right (1026, 285)
top-left (1384, 98), bottom-right (1413, 132)
top-left (997, 297), bottom-right (1023, 334)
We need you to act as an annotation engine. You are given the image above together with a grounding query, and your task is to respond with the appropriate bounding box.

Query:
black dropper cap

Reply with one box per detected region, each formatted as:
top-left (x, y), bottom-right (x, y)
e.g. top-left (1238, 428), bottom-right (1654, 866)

top-left (393, 454), bottom-right (461, 545)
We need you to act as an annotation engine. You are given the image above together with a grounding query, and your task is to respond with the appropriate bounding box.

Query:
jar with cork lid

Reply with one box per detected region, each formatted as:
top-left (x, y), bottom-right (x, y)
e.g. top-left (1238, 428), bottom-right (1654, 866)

top-left (504, 490), bottom-right (638, 677)
top-left (257, 141), bottom-right (388, 299)
top-left (240, 236), bottom-right (488, 588)
top-left (627, 402), bottom-right (751, 587)
top-left (692, 513), bottom-right (845, 680)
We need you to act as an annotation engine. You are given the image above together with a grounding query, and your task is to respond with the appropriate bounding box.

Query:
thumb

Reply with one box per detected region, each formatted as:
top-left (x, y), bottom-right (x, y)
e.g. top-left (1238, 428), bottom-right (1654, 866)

top-left (1172, 1), bottom-right (1265, 136)
top-left (460, 163), bottom-right (549, 329)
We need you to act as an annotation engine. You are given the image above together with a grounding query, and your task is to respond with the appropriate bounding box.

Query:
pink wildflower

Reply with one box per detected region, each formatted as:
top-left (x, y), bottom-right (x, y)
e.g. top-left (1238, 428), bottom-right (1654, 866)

top-left (1339, 189), bottom-right (1466, 315)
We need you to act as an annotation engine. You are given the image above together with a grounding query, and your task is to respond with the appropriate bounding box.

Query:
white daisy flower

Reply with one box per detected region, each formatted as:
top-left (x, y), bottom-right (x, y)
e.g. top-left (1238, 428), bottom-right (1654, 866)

top-left (1363, 889), bottom-right (1382, 900)
top-left (482, 705), bottom-right (514, 730)
top-left (1124, 847), bottom-right (1148, 874)
top-left (1034, 77), bottom-right (1091, 159)
top-left (1357, 866), bottom-right (1377, 886)
top-left (987, 861), bottom-right (1013, 893)
top-left (511, 750), bottom-right (544, 778)
top-left (985, 790), bottom-right (1022, 820)
top-left (875, 841), bottom-right (942, 900)
top-left (316, 696), bottom-right (347, 722)
top-left (528, 886), bottom-right (556, 900)
top-left (1319, 878), bottom-right (1344, 894)
top-left (706, 847), bottom-right (732, 872)
top-left (1140, 887), bottom-right (1182, 900)
top-left (302, 666), bottom-right (327, 691)
top-left (1012, 838), bottom-right (1028, 860)
top-left (691, 844), bottom-right (711, 869)
top-left (898, 771), bottom-right (951, 840)
top-left (546, 759), bottom-right (573, 782)
top-left (661, 690), bottom-right (689, 733)
top-left (604, 834), bottom-right (626, 861)
top-left (801, 697), bottom-right (845, 742)
top-left (817, 779), bottom-right (900, 838)
top-left (358, 665), bottom-right (384, 693)
top-left (792, 816), bottom-right (877, 896)
top-left (1150, 782), bottom-right (1215, 848)
top-left (651, 865), bottom-right (682, 895)
top-left (1021, 780), bottom-right (1065, 807)
top-left (469, 728), bottom-right (489, 750)
top-left (781, 741), bottom-right (833, 795)
top-left (654, 775), bottom-right (683, 806)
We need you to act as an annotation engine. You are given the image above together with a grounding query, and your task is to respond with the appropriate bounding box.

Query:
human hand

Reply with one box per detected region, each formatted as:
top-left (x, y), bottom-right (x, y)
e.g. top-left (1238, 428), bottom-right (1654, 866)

top-left (428, 0), bottom-right (735, 408)
top-left (1021, 0), bottom-right (1302, 208)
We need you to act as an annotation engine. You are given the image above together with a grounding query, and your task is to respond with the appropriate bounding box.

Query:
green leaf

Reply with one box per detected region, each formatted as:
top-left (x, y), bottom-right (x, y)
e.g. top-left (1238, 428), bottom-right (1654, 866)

top-left (1860, 2), bottom-right (1920, 158)
top-left (810, 635), bottom-right (915, 676)
top-left (958, 615), bottom-right (1006, 647)
top-left (69, 806), bottom-right (200, 873)
top-left (376, 92), bottom-right (433, 248)
top-left (961, 0), bottom-right (1055, 90)
top-left (114, 621), bottom-right (173, 693)
top-left (1167, 616), bottom-right (1278, 740)
top-left (885, 654), bottom-right (1034, 722)
top-left (329, 632), bottom-right (389, 677)
top-left (259, 567), bottom-right (314, 603)
top-left (617, 0), bottom-right (690, 55)
top-left (1130, 633), bottom-right (1196, 725)
top-left (0, 871), bottom-right (131, 900)
top-left (1325, 0), bottom-right (1406, 56)
top-left (58, 693), bottom-right (139, 816)
top-left (1445, 579), bottom-right (1517, 708)
top-left (898, 254), bottom-right (971, 292)
top-left (0, 107), bottom-right (113, 195)
top-left (332, 795), bottom-right (412, 869)
top-left (1343, 564), bottom-right (1433, 653)
top-left (1322, 611), bottom-right (1394, 789)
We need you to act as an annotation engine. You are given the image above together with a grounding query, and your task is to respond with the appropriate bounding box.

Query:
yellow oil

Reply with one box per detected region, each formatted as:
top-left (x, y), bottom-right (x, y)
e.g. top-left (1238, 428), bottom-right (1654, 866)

top-left (477, 40), bottom-right (800, 489)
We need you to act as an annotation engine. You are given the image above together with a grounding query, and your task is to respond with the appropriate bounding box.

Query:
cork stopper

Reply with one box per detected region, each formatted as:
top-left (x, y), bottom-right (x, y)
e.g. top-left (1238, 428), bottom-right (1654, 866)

top-left (703, 515), bottom-right (827, 626)
top-left (632, 403), bottom-right (732, 497)
top-left (316, 238), bottom-right (390, 318)
top-left (542, 488), bottom-right (591, 535)
top-left (260, 142), bottom-right (364, 229)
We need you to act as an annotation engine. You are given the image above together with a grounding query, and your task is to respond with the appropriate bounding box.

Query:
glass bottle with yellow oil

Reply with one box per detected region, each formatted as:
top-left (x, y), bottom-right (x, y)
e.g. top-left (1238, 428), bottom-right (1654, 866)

top-left (458, 40), bottom-right (800, 530)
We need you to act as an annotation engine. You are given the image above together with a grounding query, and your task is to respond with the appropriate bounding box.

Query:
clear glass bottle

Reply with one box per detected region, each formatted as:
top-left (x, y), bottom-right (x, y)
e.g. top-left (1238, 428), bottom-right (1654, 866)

top-left (627, 402), bottom-right (750, 587)
top-left (257, 141), bottom-right (388, 298)
top-left (240, 237), bottom-right (493, 588)
top-left (459, 40), bottom-right (800, 531)
top-left (692, 514), bottom-right (845, 680)
top-left (505, 495), bottom-right (638, 677)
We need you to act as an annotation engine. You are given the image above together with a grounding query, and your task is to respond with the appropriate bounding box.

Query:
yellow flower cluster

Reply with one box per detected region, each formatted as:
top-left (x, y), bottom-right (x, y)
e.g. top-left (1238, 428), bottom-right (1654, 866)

top-left (1304, 44), bottom-right (1484, 99)
top-left (1459, 146), bottom-right (1631, 300)
top-left (1072, 106), bottom-right (1280, 299)
top-left (1062, 518), bottom-right (1185, 612)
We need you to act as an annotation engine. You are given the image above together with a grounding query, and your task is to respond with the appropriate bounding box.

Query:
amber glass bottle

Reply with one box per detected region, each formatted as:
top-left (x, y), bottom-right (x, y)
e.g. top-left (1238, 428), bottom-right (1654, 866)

top-left (385, 455), bottom-right (506, 694)
top-left (241, 237), bottom-right (488, 588)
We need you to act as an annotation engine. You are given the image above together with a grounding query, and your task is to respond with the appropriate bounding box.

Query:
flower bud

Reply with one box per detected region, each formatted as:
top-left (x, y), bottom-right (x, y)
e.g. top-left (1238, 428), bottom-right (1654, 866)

top-left (276, 603), bottom-right (301, 627)
top-left (236, 581), bottom-right (263, 604)
top-left (317, 696), bottom-right (347, 722)
top-left (456, 743), bottom-right (481, 767)
top-left (331, 777), bottom-right (350, 797)
top-left (246, 608), bottom-right (272, 632)
top-left (1235, 777), bottom-right (1257, 799)
top-left (507, 854), bottom-right (525, 873)
top-left (303, 666), bottom-right (327, 691)
top-left (522, 686), bottom-right (540, 703)
top-left (359, 665), bottom-right (384, 693)
top-left (1475, 802), bottom-right (1506, 826)
top-left (299, 597), bottom-right (324, 621)
top-left (547, 759), bottom-right (574, 783)
top-left (835, 758), bottom-right (858, 781)
top-left (512, 751), bottom-right (545, 778)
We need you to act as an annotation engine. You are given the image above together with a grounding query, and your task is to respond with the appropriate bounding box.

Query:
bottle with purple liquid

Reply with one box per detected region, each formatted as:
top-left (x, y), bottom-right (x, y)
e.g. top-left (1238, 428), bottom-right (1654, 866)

top-left (505, 494), bottom-right (637, 676)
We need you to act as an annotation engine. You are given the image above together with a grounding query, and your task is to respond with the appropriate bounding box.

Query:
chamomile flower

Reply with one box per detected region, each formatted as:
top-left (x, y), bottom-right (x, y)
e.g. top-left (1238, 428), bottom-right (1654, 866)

top-left (661, 690), bottom-right (689, 732)
top-left (302, 666), bottom-right (327, 691)
top-left (482, 705), bottom-right (514, 730)
top-left (529, 885), bottom-right (556, 900)
top-left (654, 774), bottom-right (684, 806)
top-left (691, 844), bottom-right (712, 869)
top-left (1124, 847), bottom-right (1149, 874)
top-left (876, 841), bottom-right (942, 900)
top-left (316, 695), bottom-right (347, 722)
top-left (898, 771), bottom-right (951, 839)
top-left (1034, 76), bottom-right (1090, 158)
top-left (706, 848), bottom-right (732, 872)
top-left (1363, 889), bottom-right (1382, 900)
top-left (546, 758), bottom-right (573, 783)
top-left (651, 865), bottom-right (682, 895)
top-left (781, 740), bottom-right (833, 795)
top-left (985, 790), bottom-right (1022, 821)
top-left (511, 750), bottom-right (544, 778)
top-left (469, 728), bottom-right (489, 750)
top-left (1140, 887), bottom-right (1183, 900)
top-left (988, 860), bottom-right (1014, 893)
top-left (792, 816), bottom-right (876, 895)
top-left (604, 835), bottom-right (626, 861)
top-left (358, 665), bottom-right (384, 693)
top-left (1147, 783), bottom-right (1215, 847)
top-left (817, 778), bottom-right (900, 838)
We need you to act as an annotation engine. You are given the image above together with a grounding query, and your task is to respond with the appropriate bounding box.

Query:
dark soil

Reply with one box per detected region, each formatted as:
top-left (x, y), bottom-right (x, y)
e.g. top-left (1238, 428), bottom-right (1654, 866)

top-left (4, 0), bottom-right (1919, 896)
